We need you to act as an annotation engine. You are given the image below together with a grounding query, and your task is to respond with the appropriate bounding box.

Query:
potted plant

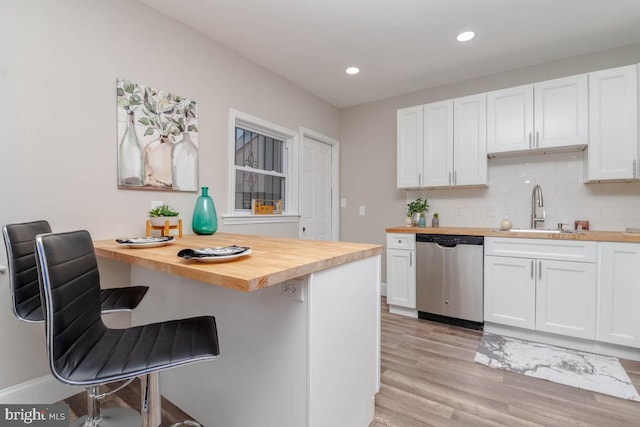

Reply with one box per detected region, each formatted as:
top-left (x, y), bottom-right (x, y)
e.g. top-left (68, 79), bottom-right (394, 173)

top-left (148, 204), bottom-right (180, 227)
top-left (406, 197), bottom-right (429, 227)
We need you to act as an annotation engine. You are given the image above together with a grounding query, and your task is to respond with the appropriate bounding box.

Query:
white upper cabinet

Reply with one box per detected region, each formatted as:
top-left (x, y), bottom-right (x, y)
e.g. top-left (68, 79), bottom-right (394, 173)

top-left (422, 100), bottom-right (454, 187)
top-left (487, 84), bottom-right (534, 154)
top-left (398, 95), bottom-right (487, 189)
top-left (397, 105), bottom-right (424, 188)
top-left (487, 74), bottom-right (588, 156)
top-left (453, 93), bottom-right (487, 186)
top-left (585, 64), bottom-right (639, 182)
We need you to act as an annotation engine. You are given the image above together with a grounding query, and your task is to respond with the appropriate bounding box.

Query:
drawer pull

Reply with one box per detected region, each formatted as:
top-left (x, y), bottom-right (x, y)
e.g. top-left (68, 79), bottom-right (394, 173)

top-left (531, 260), bottom-right (534, 279)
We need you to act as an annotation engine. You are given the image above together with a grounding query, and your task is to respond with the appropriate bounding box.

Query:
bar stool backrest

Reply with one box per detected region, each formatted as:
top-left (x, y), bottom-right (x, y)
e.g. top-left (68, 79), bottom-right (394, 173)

top-left (2, 220), bottom-right (51, 322)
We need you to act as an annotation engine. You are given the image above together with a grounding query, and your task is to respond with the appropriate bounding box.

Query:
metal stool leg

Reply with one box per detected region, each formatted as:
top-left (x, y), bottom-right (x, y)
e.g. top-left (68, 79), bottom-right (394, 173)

top-left (140, 372), bottom-right (204, 427)
top-left (70, 385), bottom-right (141, 427)
top-left (141, 373), bottom-right (162, 427)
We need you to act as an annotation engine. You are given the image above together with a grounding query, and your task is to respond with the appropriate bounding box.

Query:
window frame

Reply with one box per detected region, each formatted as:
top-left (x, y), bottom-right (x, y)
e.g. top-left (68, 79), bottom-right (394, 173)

top-left (223, 109), bottom-right (299, 225)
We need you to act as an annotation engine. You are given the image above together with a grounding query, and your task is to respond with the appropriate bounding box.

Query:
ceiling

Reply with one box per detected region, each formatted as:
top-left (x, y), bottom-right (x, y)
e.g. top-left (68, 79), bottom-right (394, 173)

top-left (138, 0), bottom-right (640, 108)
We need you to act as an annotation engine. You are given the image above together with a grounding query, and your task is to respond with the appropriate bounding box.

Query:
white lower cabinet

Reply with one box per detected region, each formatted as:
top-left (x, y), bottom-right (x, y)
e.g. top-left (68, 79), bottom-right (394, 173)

top-left (536, 259), bottom-right (596, 339)
top-left (484, 238), bottom-right (597, 340)
top-left (598, 243), bottom-right (640, 348)
top-left (484, 256), bottom-right (535, 329)
top-left (386, 234), bottom-right (416, 309)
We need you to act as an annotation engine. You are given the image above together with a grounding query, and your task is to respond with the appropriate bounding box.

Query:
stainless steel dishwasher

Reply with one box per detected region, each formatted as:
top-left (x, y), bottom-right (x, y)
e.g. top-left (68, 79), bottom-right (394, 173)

top-left (416, 234), bottom-right (484, 330)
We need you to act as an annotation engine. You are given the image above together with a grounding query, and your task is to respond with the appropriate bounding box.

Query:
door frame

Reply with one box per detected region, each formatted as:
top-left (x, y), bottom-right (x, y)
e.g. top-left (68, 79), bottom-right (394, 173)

top-left (299, 127), bottom-right (340, 241)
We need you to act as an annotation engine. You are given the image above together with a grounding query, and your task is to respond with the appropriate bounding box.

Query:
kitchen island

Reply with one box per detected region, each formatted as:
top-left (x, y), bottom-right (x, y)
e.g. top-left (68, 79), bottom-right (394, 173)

top-left (94, 233), bottom-right (383, 427)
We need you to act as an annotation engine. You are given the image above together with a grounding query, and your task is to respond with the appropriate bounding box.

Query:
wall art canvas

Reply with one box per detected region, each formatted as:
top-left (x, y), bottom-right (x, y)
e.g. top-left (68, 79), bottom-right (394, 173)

top-left (116, 78), bottom-right (199, 191)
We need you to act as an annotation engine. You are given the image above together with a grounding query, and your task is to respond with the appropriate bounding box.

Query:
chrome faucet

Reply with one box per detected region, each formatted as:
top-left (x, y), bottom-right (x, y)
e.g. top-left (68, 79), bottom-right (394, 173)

top-left (531, 185), bottom-right (545, 229)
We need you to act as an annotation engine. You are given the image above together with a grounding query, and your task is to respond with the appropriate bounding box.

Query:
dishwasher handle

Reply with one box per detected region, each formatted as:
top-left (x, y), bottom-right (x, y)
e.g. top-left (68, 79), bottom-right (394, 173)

top-left (436, 242), bottom-right (458, 248)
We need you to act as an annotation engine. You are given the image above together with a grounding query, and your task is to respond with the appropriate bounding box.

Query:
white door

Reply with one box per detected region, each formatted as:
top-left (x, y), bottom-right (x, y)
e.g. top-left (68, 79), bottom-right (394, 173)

top-left (487, 84), bottom-right (534, 154)
top-left (587, 65), bottom-right (638, 181)
top-left (484, 255), bottom-right (536, 329)
top-left (397, 106), bottom-right (424, 188)
top-left (599, 242), bottom-right (640, 348)
top-left (302, 136), bottom-right (333, 240)
top-left (422, 100), bottom-right (453, 187)
top-left (536, 259), bottom-right (596, 339)
top-left (534, 74), bottom-right (588, 149)
top-left (453, 93), bottom-right (487, 186)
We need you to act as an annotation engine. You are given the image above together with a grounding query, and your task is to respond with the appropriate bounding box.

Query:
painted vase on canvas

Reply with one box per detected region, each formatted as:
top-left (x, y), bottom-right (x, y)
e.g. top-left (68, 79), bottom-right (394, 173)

top-left (118, 112), bottom-right (143, 186)
top-left (192, 186), bottom-right (217, 235)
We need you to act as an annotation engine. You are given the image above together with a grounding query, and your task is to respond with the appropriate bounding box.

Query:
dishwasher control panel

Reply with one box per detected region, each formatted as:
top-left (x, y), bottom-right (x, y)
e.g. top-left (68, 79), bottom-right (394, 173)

top-left (417, 234), bottom-right (483, 246)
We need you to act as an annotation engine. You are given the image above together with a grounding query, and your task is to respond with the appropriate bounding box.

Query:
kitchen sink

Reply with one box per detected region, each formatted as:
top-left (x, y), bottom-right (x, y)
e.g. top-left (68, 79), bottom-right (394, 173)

top-left (499, 228), bottom-right (568, 234)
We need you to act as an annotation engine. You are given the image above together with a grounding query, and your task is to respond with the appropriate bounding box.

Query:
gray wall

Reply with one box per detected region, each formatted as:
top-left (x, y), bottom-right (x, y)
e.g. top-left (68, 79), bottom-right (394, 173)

top-left (339, 43), bottom-right (640, 281)
top-left (0, 0), bottom-right (338, 390)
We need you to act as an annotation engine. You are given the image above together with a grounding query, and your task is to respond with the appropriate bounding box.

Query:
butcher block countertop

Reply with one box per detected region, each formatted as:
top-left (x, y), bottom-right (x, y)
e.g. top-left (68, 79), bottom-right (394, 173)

top-left (94, 233), bottom-right (383, 293)
top-left (385, 226), bottom-right (640, 243)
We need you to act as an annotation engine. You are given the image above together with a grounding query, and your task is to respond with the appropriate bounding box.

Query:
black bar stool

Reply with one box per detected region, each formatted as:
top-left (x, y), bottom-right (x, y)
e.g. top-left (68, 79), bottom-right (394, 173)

top-left (35, 230), bottom-right (219, 427)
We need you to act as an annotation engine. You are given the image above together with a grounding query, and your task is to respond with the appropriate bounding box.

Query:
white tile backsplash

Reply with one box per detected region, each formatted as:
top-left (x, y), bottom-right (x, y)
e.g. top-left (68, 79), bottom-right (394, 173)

top-left (408, 151), bottom-right (640, 231)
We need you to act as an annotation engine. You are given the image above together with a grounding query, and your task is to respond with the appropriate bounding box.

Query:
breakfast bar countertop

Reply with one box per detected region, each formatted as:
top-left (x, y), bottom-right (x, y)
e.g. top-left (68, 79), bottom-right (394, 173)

top-left (94, 232), bottom-right (383, 293)
top-left (385, 226), bottom-right (640, 243)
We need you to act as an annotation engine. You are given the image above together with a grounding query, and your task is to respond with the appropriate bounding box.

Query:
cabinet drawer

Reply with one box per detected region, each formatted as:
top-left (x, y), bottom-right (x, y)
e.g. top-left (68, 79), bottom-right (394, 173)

top-left (485, 237), bottom-right (596, 263)
top-left (386, 233), bottom-right (416, 250)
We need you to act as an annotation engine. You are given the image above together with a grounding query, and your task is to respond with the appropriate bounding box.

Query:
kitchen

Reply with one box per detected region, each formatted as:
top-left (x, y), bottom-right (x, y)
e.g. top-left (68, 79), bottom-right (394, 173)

top-left (2, 0), bottom-right (640, 426)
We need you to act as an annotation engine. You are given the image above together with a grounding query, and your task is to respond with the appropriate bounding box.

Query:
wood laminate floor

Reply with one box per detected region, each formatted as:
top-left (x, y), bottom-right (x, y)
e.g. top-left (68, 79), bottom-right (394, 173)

top-left (371, 298), bottom-right (640, 427)
top-left (61, 298), bottom-right (640, 426)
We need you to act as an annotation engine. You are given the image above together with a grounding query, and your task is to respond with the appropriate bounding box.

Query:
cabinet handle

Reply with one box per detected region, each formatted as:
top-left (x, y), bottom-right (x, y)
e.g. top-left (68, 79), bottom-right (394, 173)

top-left (410, 252), bottom-right (412, 267)
top-left (418, 172), bottom-right (422, 187)
top-left (536, 131), bottom-right (540, 148)
top-left (538, 260), bottom-right (542, 280)
top-left (454, 170), bottom-right (457, 185)
top-left (531, 260), bottom-right (534, 279)
top-left (634, 160), bottom-right (637, 179)
top-left (529, 132), bottom-right (532, 149)
top-left (448, 171), bottom-right (452, 186)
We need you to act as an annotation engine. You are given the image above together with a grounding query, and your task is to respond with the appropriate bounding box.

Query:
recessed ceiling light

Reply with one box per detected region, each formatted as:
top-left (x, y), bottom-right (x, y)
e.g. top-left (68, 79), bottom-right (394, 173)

top-left (346, 67), bottom-right (360, 75)
top-left (456, 31), bottom-right (475, 42)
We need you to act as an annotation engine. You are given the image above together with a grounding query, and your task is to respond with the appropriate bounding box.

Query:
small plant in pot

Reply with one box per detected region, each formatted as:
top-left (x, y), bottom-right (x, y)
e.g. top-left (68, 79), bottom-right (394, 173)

top-left (406, 197), bottom-right (429, 227)
top-left (148, 204), bottom-right (179, 227)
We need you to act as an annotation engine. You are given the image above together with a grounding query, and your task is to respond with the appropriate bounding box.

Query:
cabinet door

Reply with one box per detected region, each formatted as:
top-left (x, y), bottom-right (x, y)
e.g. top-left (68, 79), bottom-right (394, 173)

top-left (484, 256), bottom-right (535, 329)
top-left (536, 260), bottom-right (596, 339)
top-left (422, 100), bottom-right (453, 187)
top-left (586, 65), bottom-right (638, 181)
top-left (397, 106), bottom-right (424, 188)
top-left (487, 84), bottom-right (534, 154)
top-left (454, 93), bottom-right (487, 186)
top-left (386, 249), bottom-right (416, 309)
top-left (598, 243), bottom-right (640, 348)
top-left (534, 74), bottom-right (588, 149)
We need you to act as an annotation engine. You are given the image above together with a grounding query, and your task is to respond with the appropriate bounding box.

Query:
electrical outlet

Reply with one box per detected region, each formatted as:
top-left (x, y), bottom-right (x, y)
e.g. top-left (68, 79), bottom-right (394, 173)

top-left (359, 206), bottom-right (366, 216)
top-left (340, 198), bottom-right (347, 208)
top-left (279, 279), bottom-right (304, 302)
top-left (454, 206), bottom-right (462, 216)
top-left (151, 200), bottom-right (164, 209)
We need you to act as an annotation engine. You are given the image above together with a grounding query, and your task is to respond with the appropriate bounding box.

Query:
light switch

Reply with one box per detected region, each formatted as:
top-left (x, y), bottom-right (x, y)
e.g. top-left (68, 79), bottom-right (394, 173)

top-left (340, 198), bottom-right (347, 208)
top-left (359, 206), bottom-right (366, 216)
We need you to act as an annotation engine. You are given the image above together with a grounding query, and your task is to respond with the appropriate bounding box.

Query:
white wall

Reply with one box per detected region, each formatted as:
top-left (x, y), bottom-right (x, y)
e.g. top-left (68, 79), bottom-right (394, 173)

top-left (340, 43), bottom-right (640, 281)
top-left (0, 0), bottom-right (339, 391)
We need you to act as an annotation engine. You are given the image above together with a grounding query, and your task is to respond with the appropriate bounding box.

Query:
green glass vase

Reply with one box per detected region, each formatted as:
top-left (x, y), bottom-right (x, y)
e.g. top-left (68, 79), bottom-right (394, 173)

top-left (192, 187), bottom-right (217, 235)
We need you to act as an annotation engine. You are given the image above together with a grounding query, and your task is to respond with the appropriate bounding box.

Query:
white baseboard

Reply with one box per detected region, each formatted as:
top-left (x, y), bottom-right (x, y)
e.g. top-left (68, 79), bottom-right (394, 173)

top-left (0, 375), bottom-right (76, 404)
top-left (380, 281), bottom-right (386, 297)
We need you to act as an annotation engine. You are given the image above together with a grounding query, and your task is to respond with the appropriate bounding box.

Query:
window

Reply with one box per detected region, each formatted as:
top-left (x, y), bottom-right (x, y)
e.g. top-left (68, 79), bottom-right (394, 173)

top-left (234, 127), bottom-right (286, 210)
top-left (225, 109), bottom-right (299, 224)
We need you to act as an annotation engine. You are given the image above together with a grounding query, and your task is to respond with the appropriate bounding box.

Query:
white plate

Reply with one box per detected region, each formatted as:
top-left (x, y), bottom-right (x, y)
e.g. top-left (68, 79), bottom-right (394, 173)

top-left (191, 249), bottom-right (252, 263)
top-left (116, 236), bottom-right (174, 249)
